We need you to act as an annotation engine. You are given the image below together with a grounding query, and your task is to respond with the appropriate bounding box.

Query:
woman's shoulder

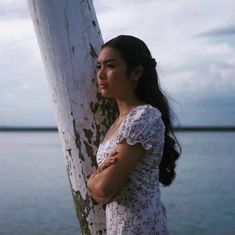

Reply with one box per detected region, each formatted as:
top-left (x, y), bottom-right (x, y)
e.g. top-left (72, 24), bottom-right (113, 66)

top-left (118, 104), bottom-right (165, 152)
top-left (120, 104), bottom-right (164, 132)
top-left (127, 104), bottom-right (162, 121)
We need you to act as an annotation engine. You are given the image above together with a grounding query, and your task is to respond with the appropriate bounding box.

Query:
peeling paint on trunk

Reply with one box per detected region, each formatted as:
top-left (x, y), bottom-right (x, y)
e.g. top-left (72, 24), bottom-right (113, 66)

top-left (27, 0), bottom-right (115, 233)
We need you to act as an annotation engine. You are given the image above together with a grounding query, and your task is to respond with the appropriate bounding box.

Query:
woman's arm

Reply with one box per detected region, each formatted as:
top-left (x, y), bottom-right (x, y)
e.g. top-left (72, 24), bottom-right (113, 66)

top-left (87, 161), bottom-right (116, 204)
top-left (87, 140), bottom-right (145, 203)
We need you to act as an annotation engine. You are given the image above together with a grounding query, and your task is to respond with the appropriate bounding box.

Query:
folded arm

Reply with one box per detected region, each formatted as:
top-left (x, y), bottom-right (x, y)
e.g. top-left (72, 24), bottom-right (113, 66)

top-left (87, 140), bottom-right (145, 204)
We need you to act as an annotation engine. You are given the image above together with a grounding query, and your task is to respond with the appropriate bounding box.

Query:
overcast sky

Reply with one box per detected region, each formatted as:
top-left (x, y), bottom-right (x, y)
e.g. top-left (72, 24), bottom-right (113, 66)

top-left (0, 0), bottom-right (235, 127)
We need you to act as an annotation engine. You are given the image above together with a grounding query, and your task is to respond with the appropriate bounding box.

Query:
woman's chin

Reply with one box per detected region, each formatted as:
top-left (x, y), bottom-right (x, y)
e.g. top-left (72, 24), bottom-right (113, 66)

top-left (100, 90), bottom-right (112, 98)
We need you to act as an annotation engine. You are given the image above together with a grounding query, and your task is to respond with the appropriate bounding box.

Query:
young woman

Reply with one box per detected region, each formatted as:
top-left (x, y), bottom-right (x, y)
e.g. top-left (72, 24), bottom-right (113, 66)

top-left (87, 35), bottom-right (180, 235)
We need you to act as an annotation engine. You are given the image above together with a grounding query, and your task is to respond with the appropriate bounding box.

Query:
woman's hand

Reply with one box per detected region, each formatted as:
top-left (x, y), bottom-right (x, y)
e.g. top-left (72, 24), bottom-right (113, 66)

top-left (88, 140), bottom-right (145, 202)
top-left (88, 155), bottom-right (118, 181)
top-left (87, 151), bottom-right (118, 204)
top-left (99, 153), bottom-right (118, 172)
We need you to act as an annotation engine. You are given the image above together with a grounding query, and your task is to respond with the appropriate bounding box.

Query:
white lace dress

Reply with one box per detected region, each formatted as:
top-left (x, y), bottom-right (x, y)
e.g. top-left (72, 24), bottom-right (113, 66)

top-left (96, 104), bottom-right (169, 235)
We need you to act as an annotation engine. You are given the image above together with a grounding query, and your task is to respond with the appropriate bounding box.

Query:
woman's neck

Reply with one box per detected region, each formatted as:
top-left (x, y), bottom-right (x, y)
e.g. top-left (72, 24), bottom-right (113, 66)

top-left (116, 98), bottom-right (145, 117)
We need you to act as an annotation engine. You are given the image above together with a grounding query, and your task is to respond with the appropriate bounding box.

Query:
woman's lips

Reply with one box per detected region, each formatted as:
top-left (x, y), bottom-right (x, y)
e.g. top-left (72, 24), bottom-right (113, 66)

top-left (99, 84), bottom-right (108, 89)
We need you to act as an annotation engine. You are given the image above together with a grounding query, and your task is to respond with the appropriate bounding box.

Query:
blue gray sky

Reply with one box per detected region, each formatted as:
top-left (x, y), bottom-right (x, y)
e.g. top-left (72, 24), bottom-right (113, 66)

top-left (0, 0), bottom-right (235, 127)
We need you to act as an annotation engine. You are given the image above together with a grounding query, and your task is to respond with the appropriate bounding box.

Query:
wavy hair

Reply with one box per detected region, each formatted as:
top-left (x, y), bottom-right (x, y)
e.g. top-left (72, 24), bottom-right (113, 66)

top-left (102, 35), bottom-right (181, 186)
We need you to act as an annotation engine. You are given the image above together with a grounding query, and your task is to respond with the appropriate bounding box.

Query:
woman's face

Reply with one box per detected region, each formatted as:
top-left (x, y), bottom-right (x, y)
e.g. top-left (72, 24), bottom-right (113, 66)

top-left (97, 46), bottom-right (136, 99)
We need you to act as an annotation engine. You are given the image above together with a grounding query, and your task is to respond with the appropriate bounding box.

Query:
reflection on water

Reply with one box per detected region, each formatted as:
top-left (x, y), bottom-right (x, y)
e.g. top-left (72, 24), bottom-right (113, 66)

top-left (0, 132), bottom-right (80, 235)
top-left (0, 132), bottom-right (235, 235)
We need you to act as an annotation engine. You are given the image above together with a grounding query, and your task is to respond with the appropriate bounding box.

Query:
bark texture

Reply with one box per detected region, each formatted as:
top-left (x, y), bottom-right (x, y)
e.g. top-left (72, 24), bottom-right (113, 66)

top-left (27, 0), bottom-right (115, 233)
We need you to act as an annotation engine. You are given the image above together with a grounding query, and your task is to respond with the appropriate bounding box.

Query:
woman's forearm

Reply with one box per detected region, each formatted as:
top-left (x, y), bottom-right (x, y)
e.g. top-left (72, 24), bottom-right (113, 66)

top-left (87, 155), bottom-right (118, 199)
top-left (87, 170), bottom-right (112, 198)
top-left (87, 170), bottom-right (114, 204)
top-left (91, 192), bottom-right (113, 204)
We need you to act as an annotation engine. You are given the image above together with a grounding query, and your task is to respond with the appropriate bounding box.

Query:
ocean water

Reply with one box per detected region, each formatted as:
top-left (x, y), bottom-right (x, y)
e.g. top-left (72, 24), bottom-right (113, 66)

top-left (0, 131), bottom-right (234, 235)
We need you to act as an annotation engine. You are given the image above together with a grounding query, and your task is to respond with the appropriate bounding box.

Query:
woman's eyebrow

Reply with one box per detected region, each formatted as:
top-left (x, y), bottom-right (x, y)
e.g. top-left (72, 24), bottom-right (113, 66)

top-left (97, 59), bottom-right (117, 64)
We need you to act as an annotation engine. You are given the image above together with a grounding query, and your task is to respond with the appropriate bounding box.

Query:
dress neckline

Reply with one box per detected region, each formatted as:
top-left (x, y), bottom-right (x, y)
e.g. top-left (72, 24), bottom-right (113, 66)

top-left (100, 104), bottom-right (149, 146)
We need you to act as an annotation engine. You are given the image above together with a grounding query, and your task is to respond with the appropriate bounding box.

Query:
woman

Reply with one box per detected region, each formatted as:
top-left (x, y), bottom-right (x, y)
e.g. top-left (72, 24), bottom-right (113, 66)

top-left (87, 35), bottom-right (180, 235)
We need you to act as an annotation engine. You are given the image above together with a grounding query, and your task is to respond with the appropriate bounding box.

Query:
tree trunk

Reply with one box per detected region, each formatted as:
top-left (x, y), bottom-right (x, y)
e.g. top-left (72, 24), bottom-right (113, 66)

top-left (27, 0), bottom-right (114, 234)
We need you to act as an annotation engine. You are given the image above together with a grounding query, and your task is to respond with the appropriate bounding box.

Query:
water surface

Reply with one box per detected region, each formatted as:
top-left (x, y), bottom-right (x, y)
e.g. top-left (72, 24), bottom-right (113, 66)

top-left (0, 132), bottom-right (234, 235)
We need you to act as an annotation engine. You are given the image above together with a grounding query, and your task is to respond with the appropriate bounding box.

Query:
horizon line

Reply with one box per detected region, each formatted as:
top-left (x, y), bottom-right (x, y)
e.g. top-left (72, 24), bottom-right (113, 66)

top-left (0, 126), bottom-right (235, 132)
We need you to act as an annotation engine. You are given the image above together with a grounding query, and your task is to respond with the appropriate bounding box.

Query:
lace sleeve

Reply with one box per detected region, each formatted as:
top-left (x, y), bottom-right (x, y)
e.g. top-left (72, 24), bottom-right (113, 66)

top-left (117, 105), bottom-right (165, 154)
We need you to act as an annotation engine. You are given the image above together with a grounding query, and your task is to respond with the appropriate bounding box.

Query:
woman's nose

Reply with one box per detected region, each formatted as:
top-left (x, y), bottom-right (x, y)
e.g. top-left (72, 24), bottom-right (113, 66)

top-left (97, 67), bottom-right (106, 80)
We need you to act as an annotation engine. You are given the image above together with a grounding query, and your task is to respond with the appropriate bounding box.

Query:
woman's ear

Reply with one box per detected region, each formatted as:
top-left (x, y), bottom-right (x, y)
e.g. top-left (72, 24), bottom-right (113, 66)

top-left (130, 65), bottom-right (143, 81)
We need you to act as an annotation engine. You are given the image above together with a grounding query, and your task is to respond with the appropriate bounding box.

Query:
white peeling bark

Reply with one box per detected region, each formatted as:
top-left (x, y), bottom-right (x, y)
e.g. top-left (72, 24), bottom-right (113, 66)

top-left (27, 0), bottom-right (114, 234)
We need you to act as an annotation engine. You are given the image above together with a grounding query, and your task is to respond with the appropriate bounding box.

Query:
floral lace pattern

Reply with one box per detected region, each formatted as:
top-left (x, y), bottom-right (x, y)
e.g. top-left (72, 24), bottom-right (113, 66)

top-left (96, 105), bottom-right (169, 235)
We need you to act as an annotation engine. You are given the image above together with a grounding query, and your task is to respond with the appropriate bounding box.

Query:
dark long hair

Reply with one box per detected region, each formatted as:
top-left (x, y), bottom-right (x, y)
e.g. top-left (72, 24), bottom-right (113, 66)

top-left (102, 35), bottom-right (181, 186)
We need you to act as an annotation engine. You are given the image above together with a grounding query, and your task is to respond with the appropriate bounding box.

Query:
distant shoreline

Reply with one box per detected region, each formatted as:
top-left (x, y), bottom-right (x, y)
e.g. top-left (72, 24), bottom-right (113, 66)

top-left (174, 126), bottom-right (235, 132)
top-left (0, 126), bottom-right (235, 132)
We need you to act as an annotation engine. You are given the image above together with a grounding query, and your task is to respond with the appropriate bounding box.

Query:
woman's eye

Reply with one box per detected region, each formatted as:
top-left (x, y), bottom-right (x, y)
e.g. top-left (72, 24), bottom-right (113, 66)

top-left (96, 64), bottom-right (101, 70)
top-left (107, 63), bottom-right (115, 68)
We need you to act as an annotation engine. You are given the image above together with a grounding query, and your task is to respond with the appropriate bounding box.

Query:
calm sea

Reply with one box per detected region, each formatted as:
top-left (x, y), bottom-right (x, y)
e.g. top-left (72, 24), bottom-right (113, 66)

top-left (0, 131), bottom-right (234, 235)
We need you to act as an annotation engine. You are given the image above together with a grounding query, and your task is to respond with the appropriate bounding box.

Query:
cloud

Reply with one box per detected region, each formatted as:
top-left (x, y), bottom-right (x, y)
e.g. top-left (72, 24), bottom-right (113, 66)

top-left (160, 41), bottom-right (235, 110)
top-left (0, 0), bottom-right (28, 20)
top-left (0, 35), bottom-right (56, 126)
top-left (197, 26), bottom-right (235, 37)
top-left (0, 1), bottom-right (56, 126)
top-left (194, 25), bottom-right (235, 49)
top-left (1, 0), bottom-right (235, 126)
